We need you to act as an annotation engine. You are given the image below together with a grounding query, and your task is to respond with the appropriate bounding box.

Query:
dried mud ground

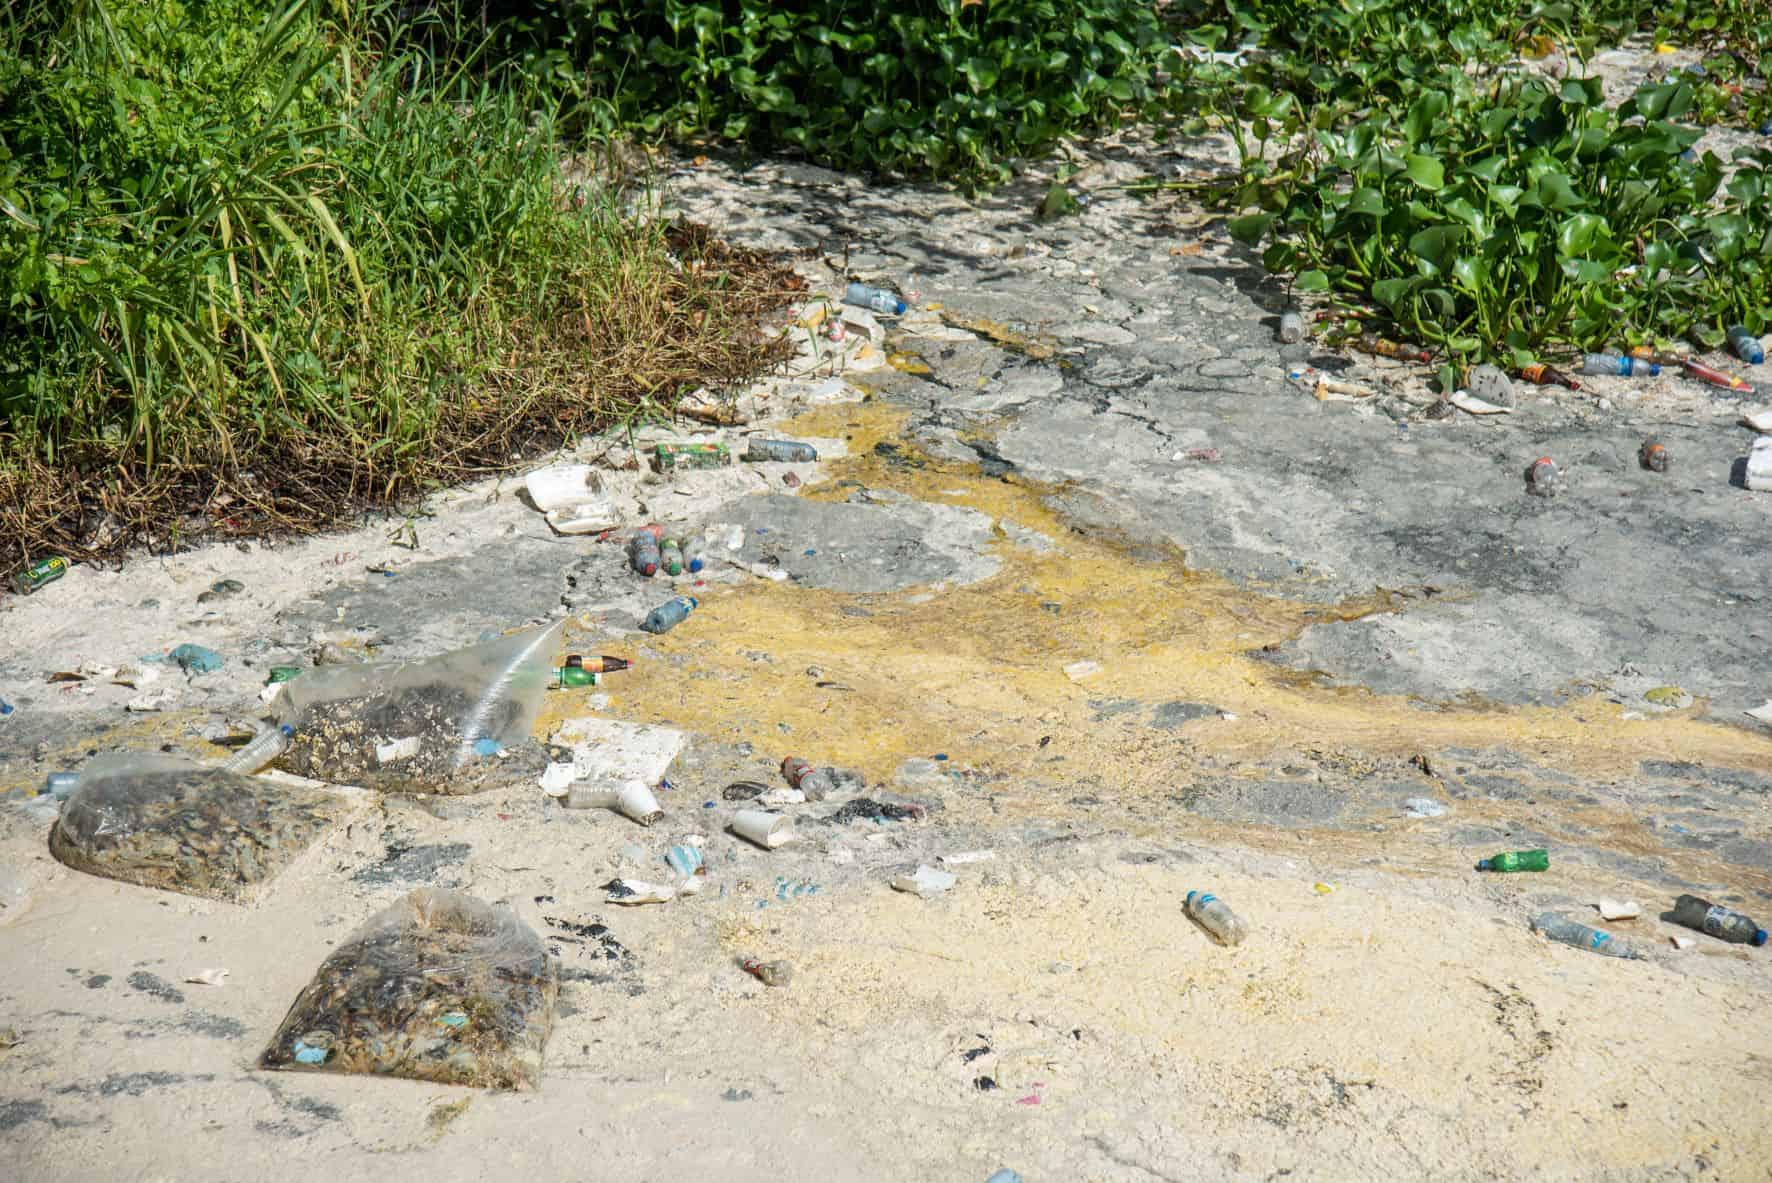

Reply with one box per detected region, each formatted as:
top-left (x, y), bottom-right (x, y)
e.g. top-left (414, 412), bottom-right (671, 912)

top-left (4, 138), bottom-right (1772, 1182)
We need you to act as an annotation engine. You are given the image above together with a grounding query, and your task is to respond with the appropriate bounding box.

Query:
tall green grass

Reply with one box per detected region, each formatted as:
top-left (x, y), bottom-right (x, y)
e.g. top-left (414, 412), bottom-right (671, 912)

top-left (0, 0), bottom-right (790, 556)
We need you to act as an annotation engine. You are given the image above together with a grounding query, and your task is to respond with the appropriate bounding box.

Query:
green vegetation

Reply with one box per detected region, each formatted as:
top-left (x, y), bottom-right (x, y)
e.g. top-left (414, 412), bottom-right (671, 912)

top-left (1159, 1), bottom-right (1772, 368)
top-left (1, 0), bottom-right (791, 558)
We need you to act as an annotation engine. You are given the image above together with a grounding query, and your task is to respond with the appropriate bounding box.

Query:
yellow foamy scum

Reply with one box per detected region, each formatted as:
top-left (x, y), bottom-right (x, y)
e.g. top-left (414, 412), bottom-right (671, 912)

top-left (544, 399), bottom-right (1772, 840)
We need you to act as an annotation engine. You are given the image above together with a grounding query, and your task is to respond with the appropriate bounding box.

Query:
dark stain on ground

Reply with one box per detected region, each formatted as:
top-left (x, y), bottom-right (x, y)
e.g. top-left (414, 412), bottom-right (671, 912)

top-left (351, 841), bottom-right (471, 885)
top-left (55, 1071), bottom-right (214, 1097)
top-left (176, 1011), bottom-right (249, 1039)
top-left (0, 1099), bottom-right (51, 1131)
top-left (543, 916), bottom-right (631, 961)
top-left (126, 972), bottom-right (184, 1005)
top-left (1641, 761), bottom-right (1772, 796)
top-left (1149, 701), bottom-right (1219, 729)
top-left (85, 974), bottom-right (110, 989)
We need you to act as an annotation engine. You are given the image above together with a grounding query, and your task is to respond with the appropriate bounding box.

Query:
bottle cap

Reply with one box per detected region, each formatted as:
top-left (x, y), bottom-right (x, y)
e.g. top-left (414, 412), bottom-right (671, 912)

top-left (1476, 858), bottom-right (1492, 871)
top-left (1754, 929), bottom-right (1768, 947)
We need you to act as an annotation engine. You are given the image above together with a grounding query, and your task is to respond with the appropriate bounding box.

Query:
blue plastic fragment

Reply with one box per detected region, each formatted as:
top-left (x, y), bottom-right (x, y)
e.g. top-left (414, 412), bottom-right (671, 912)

top-left (986, 1171), bottom-right (1023, 1183)
top-left (292, 1040), bottom-right (329, 1065)
top-left (168, 643), bottom-right (224, 674)
top-left (703, 800), bottom-right (716, 809)
top-left (0, 697), bottom-right (13, 718)
top-left (437, 1011), bottom-right (468, 1028)
top-left (804, 549), bottom-right (816, 556)
top-left (933, 753), bottom-right (948, 761)
top-left (472, 738), bottom-right (501, 757)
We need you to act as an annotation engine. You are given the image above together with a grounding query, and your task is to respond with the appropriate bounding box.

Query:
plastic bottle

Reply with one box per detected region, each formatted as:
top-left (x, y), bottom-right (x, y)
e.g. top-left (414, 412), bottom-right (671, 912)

top-left (11, 556), bottom-right (69, 596)
top-left (781, 756), bottom-right (837, 802)
top-left (1727, 325), bottom-right (1765, 365)
top-left (659, 539), bottom-right (684, 576)
top-left (653, 441), bottom-right (731, 471)
top-left (1681, 358), bottom-right (1756, 394)
top-left (43, 771), bottom-right (79, 800)
top-left (1530, 912), bottom-right (1643, 959)
top-left (741, 957), bottom-right (792, 987)
top-left (682, 536), bottom-right (707, 573)
top-left (1517, 363), bottom-right (1581, 391)
top-left (1671, 894), bottom-right (1768, 946)
top-left (222, 724), bottom-right (292, 775)
top-left (641, 595), bottom-right (698, 634)
top-left (1354, 333), bottom-right (1432, 362)
top-left (1184, 890), bottom-right (1247, 946)
top-left (1524, 458), bottom-right (1563, 499)
top-left (1476, 848), bottom-right (1549, 872)
top-left (845, 282), bottom-right (906, 316)
top-left (1638, 437), bottom-right (1669, 472)
top-left (743, 439), bottom-right (819, 463)
top-left (554, 666), bottom-right (598, 688)
top-left (629, 534), bottom-right (660, 577)
top-left (1278, 310), bottom-right (1304, 343)
top-left (1628, 345), bottom-right (1686, 366)
top-left (1581, 353), bottom-right (1659, 377)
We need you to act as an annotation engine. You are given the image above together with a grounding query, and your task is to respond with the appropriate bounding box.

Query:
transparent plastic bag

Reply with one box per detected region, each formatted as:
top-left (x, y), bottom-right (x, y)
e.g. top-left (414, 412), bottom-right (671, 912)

top-left (273, 620), bottom-right (563, 793)
top-left (259, 888), bottom-right (557, 1089)
top-left (48, 753), bottom-right (346, 902)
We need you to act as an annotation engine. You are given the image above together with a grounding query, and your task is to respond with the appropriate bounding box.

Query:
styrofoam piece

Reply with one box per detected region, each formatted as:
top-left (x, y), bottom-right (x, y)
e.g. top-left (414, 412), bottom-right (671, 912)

top-left (1402, 797), bottom-right (1447, 818)
top-left (1450, 389), bottom-right (1513, 415)
top-left (376, 736), bottom-right (420, 766)
top-left (731, 810), bottom-right (795, 849)
top-left (538, 762), bottom-right (577, 797)
top-left (1746, 701), bottom-right (1772, 724)
top-left (525, 464), bottom-right (601, 512)
top-left (759, 787), bottom-right (806, 807)
top-left (1746, 435), bottom-right (1772, 491)
top-left (940, 850), bottom-right (996, 865)
top-left (552, 716), bottom-right (685, 787)
top-left (606, 878), bottom-right (677, 905)
top-left (1741, 408), bottom-right (1772, 432)
top-left (891, 865), bottom-right (957, 898)
top-left (1597, 899), bottom-right (1641, 921)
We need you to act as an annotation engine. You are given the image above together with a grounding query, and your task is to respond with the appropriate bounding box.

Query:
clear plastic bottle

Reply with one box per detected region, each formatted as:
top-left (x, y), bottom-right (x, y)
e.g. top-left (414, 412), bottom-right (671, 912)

top-left (1185, 890), bottom-right (1247, 946)
top-left (629, 534), bottom-right (660, 577)
top-left (1531, 912), bottom-right (1643, 959)
top-left (659, 539), bottom-right (683, 576)
top-left (1278, 309), bottom-right (1304, 343)
top-left (1524, 458), bottom-right (1562, 499)
top-left (682, 536), bottom-right (707, 573)
top-left (1580, 353), bottom-right (1659, 377)
top-left (781, 756), bottom-right (836, 802)
top-left (1727, 325), bottom-right (1765, 365)
top-left (222, 723), bottom-right (292, 774)
top-left (845, 282), bottom-right (906, 316)
top-left (743, 438), bottom-right (819, 463)
top-left (642, 595), bottom-right (698, 634)
top-left (1672, 894), bottom-right (1768, 946)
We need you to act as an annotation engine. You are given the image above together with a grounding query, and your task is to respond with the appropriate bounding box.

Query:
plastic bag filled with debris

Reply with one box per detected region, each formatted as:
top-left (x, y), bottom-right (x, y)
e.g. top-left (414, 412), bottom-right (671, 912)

top-left (272, 620), bottom-right (563, 793)
top-left (259, 888), bottom-right (557, 1089)
top-left (49, 753), bottom-right (347, 902)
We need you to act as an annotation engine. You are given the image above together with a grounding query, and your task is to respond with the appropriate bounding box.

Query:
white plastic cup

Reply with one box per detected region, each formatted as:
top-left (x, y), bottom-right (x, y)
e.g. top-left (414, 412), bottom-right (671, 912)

top-left (731, 810), bottom-right (795, 849)
top-left (525, 465), bottom-right (600, 512)
top-left (563, 779), bottom-right (662, 826)
top-left (545, 498), bottom-right (619, 535)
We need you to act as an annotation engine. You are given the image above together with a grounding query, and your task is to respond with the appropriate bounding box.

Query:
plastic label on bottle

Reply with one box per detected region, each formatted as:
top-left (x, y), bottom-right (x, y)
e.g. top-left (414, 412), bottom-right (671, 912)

top-left (1703, 905), bottom-right (1731, 938)
top-left (1589, 930), bottom-right (1610, 950)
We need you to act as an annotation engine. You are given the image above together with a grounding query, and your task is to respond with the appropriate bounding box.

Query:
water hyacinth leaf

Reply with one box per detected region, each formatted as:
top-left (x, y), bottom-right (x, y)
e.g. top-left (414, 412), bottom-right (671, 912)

top-left (1228, 212), bottom-right (1275, 246)
top-left (1405, 154), bottom-right (1445, 191)
top-left (1293, 269), bottom-right (1330, 292)
top-left (1408, 224), bottom-right (1464, 271)
top-left (1556, 213), bottom-right (1609, 258)
top-left (1347, 187), bottom-right (1387, 216)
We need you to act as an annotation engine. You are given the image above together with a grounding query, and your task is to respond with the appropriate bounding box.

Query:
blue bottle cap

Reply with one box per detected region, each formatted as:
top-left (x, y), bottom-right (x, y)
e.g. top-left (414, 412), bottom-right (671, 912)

top-left (1754, 929), bottom-right (1768, 947)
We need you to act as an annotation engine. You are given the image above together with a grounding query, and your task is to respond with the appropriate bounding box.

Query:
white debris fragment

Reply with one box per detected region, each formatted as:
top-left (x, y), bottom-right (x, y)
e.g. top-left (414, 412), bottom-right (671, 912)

top-left (1064, 660), bottom-right (1101, 683)
top-left (891, 865), bottom-right (957, 898)
top-left (1596, 899), bottom-right (1641, 921)
top-left (185, 968), bottom-right (229, 986)
top-left (375, 736), bottom-right (421, 766)
top-left (1402, 797), bottom-right (1447, 819)
top-left (940, 850), bottom-right (996, 865)
top-left (538, 762), bottom-right (577, 797)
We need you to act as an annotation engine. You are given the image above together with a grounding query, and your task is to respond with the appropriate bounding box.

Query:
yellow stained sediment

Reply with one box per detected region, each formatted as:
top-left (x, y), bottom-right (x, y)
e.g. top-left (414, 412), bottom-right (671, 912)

top-left (543, 399), bottom-right (1772, 809)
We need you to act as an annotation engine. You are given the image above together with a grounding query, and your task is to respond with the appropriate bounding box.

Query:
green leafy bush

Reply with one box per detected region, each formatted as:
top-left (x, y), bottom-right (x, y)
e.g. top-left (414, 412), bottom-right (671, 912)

top-left (550, 0), bottom-right (1168, 183)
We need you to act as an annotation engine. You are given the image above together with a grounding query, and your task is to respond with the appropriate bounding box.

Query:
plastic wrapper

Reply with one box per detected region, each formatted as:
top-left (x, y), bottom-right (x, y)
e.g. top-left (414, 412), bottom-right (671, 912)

top-left (259, 888), bottom-right (557, 1089)
top-left (49, 754), bottom-right (347, 902)
top-left (273, 621), bottom-right (563, 793)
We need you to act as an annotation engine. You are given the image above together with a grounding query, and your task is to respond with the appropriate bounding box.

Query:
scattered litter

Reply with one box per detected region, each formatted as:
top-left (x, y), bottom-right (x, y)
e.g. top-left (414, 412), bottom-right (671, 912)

top-left (641, 595), bottom-right (698, 634)
top-left (723, 781), bottom-right (767, 801)
top-left (1745, 436), bottom-right (1772, 491)
top-left (828, 798), bottom-right (926, 825)
top-left (1313, 882), bottom-right (1335, 895)
top-left (259, 888), bottom-right (556, 1089)
top-left (1524, 456), bottom-right (1563, 498)
top-left (316, 641), bottom-right (365, 666)
top-left (169, 644), bottom-right (224, 674)
top-left (50, 753), bottom-right (349, 901)
top-left (552, 716), bottom-right (685, 788)
top-left (197, 579), bottom-right (245, 604)
top-left (1179, 447), bottom-right (1220, 462)
top-left (126, 688), bottom-right (177, 713)
top-left (653, 442), bottom-right (732, 472)
top-left (1596, 899), bottom-right (1641, 921)
top-left (781, 756), bottom-right (837, 801)
top-left (604, 878), bottom-right (678, 905)
top-left (1531, 912), bottom-right (1642, 959)
top-left (845, 282), bottom-right (906, 316)
top-left (1449, 389), bottom-right (1513, 416)
top-left (986, 1172), bottom-right (1023, 1183)
top-left (1672, 935), bottom-right (1696, 950)
top-left (112, 664), bottom-right (160, 689)
top-left (1185, 890), bottom-right (1247, 946)
top-left (224, 723), bottom-right (293, 775)
top-left (0, 697), bottom-right (12, 724)
top-left (1741, 409), bottom-right (1772, 433)
top-left (743, 438), bottom-right (818, 463)
top-left (741, 957), bottom-right (792, 987)
top-left (891, 865), bottom-right (955, 898)
top-left (1671, 894), bottom-right (1767, 946)
top-left (758, 787), bottom-right (805, 807)
top-left (276, 620), bottom-right (562, 793)
top-left (1402, 797), bottom-right (1447, 818)
top-left (1638, 437), bottom-right (1669, 473)
top-left (1746, 701), bottom-right (1772, 725)
top-left (733, 559), bottom-right (789, 583)
top-left (1063, 660), bottom-right (1101, 683)
top-left (941, 850), bottom-right (996, 865)
top-left (524, 464), bottom-right (601, 511)
top-left (1476, 849), bottom-right (1548, 872)
top-left (665, 841), bottom-right (704, 878)
top-left (185, 968), bottom-right (229, 986)
top-left (42, 771), bottom-right (79, 800)
top-left (538, 762), bottom-right (576, 797)
top-left (731, 810), bottom-right (796, 849)
top-left (564, 779), bottom-right (663, 826)
top-left (1278, 309), bottom-right (1304, 343)
top-left (1727, 325), bottom-right (1765, 365)
top-left (1643, 685), bottom-right (1687, 706)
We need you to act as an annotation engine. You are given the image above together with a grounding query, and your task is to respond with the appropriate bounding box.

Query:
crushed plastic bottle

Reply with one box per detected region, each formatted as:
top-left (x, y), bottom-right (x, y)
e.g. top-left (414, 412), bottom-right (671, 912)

top-left (1531, 912), bottom-right (1643, 959)
top-left (1477, 848), bottom-right (1549, 872)
top-left (1671, 894), bottom-right (1768, 946)
top-left (1638, 437), bottom-right (1669, 473)
top-left (641, 595), bottom-right (698, 635)
top-left (1524, 458), bottom-right (1563, 499)
top-left (659, 539), bottom-right (683, 577)
top-left (1353, 333), bottom-right (1432, 362)
top-left (1581, 353), bottom-right (1659, 377)
top-left (781, 756), bottom-right (836, 802)
top-left (1727, 325), bottom-right (1765, 365)
top-left (629, 534), bottom-right (660, 577)
top-left (682, 536), bottom-right (707, 573)
top-left (741, 957), bottom-right (792, 987)
top-left (222, 723), bottom-right (293, 775)
top-left (43, 771), bottom-right (80, 800)
top-left (11, 556), bottom-right (69, 596)
top-left (743, 438), bottom-right (818, 463)
top-left (1278, 309), bottom-right (1304, 343)
top-left (1184, 890), bottom-right (1247, 946)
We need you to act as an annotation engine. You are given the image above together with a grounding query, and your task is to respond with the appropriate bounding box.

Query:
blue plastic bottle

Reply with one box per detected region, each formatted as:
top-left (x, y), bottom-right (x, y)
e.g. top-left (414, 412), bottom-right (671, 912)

top-left (845, 282), bottom-right (906, 316)
top-left (1531, 912), bottom-right (1642, 959)
top-left (641, 595), bottom-right (698, 634)
top-left (1727, 326), bottom-right (1765, 365)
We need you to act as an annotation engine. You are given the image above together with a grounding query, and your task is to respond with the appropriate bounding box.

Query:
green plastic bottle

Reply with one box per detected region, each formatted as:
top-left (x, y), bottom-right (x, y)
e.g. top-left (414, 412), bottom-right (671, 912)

top-left (554, 666), bottom-right (598, 688)
top-left (1476, 849), bottom-right (1549, 873)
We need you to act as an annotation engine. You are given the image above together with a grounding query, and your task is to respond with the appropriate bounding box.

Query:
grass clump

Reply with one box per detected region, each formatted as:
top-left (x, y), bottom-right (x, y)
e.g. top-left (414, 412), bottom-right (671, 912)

top-left (0, 0), bottom-right (795, 562)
